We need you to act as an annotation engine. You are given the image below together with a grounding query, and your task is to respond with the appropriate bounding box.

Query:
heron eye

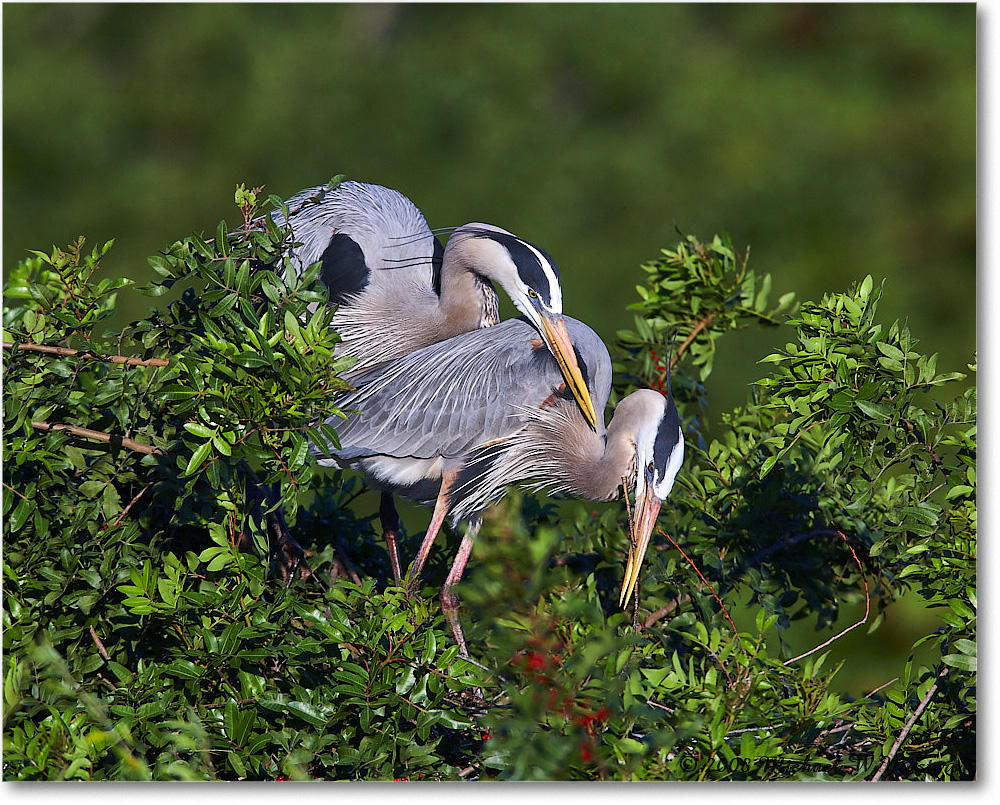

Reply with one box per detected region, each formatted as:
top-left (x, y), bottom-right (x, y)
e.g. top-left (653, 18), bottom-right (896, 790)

top-left (527, 288), bottom-right (538, 299)
top-left (647, 461), bottom-right (655, 474)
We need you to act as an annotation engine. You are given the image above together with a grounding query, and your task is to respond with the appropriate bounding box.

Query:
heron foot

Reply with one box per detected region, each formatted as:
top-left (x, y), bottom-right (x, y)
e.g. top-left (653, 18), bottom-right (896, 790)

top-left (272, 528), bottom-right (313, 586)
top-left (442, 592), bottom-right (470, 658)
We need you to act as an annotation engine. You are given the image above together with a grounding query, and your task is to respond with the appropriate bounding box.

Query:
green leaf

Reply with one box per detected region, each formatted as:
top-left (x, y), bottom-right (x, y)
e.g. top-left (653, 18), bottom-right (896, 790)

top-left (286, 701), bottom-right (329, 727)
top-left (183, 422), bottom-right (214, 438)
top-left (233, 351), bottom-right (271, 369)
top-left (855, 399), bottom-right (892, 421)
top-left (942, 653), bottom-right (976, 673)
top-left (183, 440), bottom-right (213, 476)
top-left (8, 498), bottom-right (34, 534)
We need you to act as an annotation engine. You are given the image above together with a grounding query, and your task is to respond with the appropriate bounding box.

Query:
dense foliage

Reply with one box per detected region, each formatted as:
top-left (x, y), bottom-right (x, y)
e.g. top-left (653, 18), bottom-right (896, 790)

top-left (3, 188), bottom-right (975, 780)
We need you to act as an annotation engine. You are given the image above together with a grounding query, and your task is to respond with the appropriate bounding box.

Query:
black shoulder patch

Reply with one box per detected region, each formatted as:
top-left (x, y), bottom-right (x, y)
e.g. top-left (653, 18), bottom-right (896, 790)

top-left (430, 236), bottom-right (445, 297)
top-left (319, 233), bottom-right (371, 304)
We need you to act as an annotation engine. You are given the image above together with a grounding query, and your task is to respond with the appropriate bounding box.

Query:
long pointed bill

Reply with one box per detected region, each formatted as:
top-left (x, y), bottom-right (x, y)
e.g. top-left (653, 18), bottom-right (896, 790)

top-left (539, 314), bottom-right (599, 430)
top-left (619, 492), bottom-right (662, 607)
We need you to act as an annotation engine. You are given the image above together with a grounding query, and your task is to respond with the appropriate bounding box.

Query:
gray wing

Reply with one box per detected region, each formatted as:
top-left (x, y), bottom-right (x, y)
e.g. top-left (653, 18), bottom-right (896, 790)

top-left (268, 181), bottom-right (442, 302)
top-left (322, 316), bottom-right (611, 462)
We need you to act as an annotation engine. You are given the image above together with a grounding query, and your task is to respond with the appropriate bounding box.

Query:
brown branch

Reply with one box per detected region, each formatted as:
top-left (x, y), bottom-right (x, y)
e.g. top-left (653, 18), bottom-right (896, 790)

top-left (753, 528), bottom-right (842, 563)
top-left (870, 666), bottom-right (950, 781)
top-left (113, 485), bottom-right (151, 526)
top-left (642, 593), bottom-right (692, 629)
top-left (2, 481), bottom-right (31, 504)
top-left (31, 421), bottom-right (165, 456)
top-left (4, 340), bottom-right (169, 367)
top-left (658, 526), bottom-right (741, 642)
top-left (331, 533), bottom-right (363, 587)
top-left (670, 312), bottom-right (716, 372)
top-left (89, 626), bottom-right (110, 660)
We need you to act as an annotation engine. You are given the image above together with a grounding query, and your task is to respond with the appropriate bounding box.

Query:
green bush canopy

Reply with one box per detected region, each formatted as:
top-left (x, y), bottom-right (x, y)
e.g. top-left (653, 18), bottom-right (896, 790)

top-left (3, 183), bottom-right (974, 780)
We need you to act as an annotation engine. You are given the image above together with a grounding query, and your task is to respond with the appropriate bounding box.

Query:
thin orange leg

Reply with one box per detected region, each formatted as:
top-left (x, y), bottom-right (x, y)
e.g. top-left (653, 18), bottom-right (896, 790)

top-left (406, 470), bottom-right (456, 595)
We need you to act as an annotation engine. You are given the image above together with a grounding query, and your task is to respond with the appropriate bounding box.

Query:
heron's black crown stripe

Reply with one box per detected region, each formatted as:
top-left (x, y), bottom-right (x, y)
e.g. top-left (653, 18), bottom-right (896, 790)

top-left (320, 233), bottom-right (370, 304)
top-left (482, 231), bottom-right (561, 307)
top-left (653, 393), bottom-right (682, 467)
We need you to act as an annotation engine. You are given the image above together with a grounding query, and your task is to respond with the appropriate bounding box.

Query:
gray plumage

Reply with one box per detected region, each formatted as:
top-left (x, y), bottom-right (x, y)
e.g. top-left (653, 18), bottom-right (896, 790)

top-left (266, 180), bottom-right (601, 589)
top-left (266, 181), bottom-right (593, 429)
top-left (316, 315), bottom-right (684, 599)
top-left (324, 316), bottom-right (612, 509)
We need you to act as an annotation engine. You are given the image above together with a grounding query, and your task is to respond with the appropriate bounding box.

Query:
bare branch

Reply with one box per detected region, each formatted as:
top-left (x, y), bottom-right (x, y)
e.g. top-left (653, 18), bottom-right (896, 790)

top-left (31, 421), bottom-right (165, 456)
top-left (753, 528), bottom-right (842, 563)
top-left (113, 485), bottom-right (151, 526)
top-left (670, 312), bottom-right (717, 372)
top-left (870, 666), bottom-right (950, 781)
top-left (4, 340), bottom-right (169, 367)
top-left (642, 594), bottom-right (690, 629)
top-left (89, 626), bottom-right (110, 660)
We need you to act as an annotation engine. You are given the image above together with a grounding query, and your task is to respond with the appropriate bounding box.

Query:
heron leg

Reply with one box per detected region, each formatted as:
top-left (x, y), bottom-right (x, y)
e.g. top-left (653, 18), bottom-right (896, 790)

top-left (405, 470), bottom-right (456, 596)
top-left (379, 492), bottom-right (404, 585)
top-left (440, 519), bottom-right (481, 658)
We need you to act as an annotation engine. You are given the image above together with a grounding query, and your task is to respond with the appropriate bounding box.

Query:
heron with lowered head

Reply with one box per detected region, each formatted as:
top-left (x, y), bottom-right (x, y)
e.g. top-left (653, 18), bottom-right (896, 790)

top-left (314, 314), bottom-right (684, 655)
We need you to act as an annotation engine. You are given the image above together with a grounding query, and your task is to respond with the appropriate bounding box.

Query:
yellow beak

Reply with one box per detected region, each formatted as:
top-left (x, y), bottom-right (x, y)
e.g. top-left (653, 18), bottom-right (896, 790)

top-left (539, 314), bottom-right (599, 430)
top-left (619, 490), bottom-right (662, 607)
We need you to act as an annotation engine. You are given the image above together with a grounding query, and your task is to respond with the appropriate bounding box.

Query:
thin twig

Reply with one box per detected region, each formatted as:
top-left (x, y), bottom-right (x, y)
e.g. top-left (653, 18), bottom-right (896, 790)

top-left (89, 626), bottom-right (110, 660)
top-left (670, 312), bottom-right (717, 372)
top-left (784, 532), bottom-right (869, 665)
top-left (656, 528), bottom-right (741, 687)
top-left (240, 462), bottom-right (317, 584)
top-left (3, 340), bottom-right (169, 367)
top-left (658, 527), bottom-right (741, 641)
top-left (30, 421), bottom-right (165, 456)
top-left (870, 666), bottom-right (950, 781)
top-left (2, 482), bottom-right (31, 503)
top-left (753, 528), bottom-right (842, 563)
top-left (863, 677), bottom-right (901, 701)
top-left (332, 534), bottom-right (363, 586)
top-left (113, 485), bottom-right (151, 527)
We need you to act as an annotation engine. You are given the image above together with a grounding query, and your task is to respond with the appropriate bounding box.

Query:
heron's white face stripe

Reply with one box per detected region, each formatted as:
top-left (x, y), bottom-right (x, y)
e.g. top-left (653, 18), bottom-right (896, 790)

top-left (514, 238), bottom-right (563, 313)
top-left (447, 224), bottom-right (564, 319)
top-left (631, 392), bottom-right (684, 503)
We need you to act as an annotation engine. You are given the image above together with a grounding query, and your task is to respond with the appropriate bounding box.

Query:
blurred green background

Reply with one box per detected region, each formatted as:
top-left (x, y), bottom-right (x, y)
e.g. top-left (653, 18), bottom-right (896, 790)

top-left (3, 3), bottom-right (976, 695)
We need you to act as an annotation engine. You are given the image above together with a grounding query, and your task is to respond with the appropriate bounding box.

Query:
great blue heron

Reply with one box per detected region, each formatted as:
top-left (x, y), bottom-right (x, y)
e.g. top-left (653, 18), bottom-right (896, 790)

top-left (266, 181), bottom-right (599, 580)
top-left (315, 315), bottom-right (684, 654)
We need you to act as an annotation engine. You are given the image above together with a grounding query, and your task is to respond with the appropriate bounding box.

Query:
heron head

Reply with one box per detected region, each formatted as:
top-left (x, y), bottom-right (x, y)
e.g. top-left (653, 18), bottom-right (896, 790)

top-left (619, 389), bottom-right (685, 606)
top-left (447, 224), bottom-right (599, 430)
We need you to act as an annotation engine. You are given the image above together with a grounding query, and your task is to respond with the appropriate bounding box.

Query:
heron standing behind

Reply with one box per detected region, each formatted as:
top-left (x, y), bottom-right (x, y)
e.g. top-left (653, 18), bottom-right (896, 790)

top-left (265, 181), bottom-right (599, 580)
top-left (315, 316), bottom-right (684, 654)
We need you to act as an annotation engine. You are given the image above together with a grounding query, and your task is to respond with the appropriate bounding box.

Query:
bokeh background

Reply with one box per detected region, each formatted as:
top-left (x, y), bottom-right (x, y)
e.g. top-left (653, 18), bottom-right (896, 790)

top-left (3, 3), bottom-right (977, 696)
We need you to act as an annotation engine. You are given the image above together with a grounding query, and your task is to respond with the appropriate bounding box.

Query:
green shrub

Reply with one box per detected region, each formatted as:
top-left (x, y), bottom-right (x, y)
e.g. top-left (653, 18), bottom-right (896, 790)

top-left (2, 189), bottom-right (974, 780)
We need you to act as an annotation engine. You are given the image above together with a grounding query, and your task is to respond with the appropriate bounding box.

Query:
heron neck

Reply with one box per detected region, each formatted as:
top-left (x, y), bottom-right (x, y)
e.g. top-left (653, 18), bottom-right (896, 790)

top-left (436, 258), bottom-right (500, 331)
top-left (551, 409), bottom-right (633, 504)
top-left (590, 417), bottom-right (636, 502)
